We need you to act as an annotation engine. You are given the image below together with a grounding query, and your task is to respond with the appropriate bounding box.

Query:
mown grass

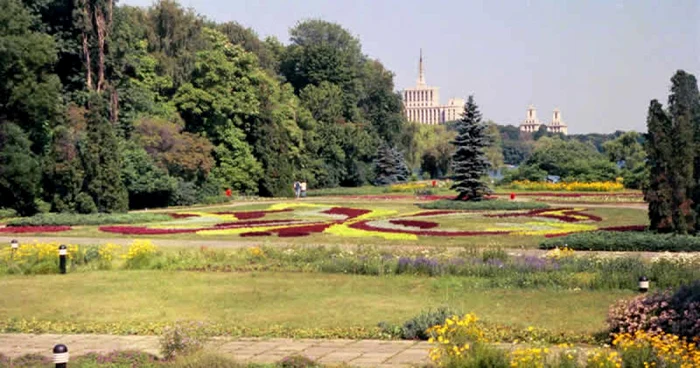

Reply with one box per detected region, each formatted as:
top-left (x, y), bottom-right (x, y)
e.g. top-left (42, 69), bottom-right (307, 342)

top-left (0, 271), bottom-right (630, 335)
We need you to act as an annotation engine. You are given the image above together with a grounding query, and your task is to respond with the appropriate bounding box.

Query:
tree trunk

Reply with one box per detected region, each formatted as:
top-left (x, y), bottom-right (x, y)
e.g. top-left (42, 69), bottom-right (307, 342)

top-left (95, 7), bottom-right (106, 92)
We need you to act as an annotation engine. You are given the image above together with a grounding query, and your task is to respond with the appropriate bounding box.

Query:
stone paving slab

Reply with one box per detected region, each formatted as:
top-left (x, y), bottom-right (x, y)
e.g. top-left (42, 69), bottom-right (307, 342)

top-left (0, 334), bottom-right (430, 367)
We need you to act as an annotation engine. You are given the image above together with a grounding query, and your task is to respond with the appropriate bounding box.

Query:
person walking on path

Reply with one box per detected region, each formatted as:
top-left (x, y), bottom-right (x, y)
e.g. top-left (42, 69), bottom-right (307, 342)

top-left (300, 181), bottom-right (307, 198)
top-left (293, 181), bottom-right (301, 199)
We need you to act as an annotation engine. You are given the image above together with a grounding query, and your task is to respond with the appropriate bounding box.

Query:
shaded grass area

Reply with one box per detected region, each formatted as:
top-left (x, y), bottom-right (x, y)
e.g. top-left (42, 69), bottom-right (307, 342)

top-left (0, 271), bottom-right (629, 335)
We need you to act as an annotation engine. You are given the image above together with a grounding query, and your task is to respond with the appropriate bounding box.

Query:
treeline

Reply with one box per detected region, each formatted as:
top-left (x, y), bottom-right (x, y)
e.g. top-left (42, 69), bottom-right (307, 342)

top-left (0, 0), bottom-right (414, 214)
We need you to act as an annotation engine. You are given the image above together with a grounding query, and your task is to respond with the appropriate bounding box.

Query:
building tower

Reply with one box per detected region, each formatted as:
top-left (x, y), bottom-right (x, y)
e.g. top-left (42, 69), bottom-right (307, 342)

top-left (519, 105), bottom-right (542, 133)
top-left (401, 50), bottom-right (463, 125)
top-left (547, 108), bottom-right (568, 135)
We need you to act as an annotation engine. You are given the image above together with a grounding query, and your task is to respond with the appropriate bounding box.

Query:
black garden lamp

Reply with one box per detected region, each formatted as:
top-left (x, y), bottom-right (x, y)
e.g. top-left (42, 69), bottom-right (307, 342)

top-left (58, 245), bottom-right (67, 274)
top-left (639, 276), bottom-right (649, 293)
top-left (10, 239), bottom-right (18, 250)
top-left (53, 344), bottom-right (68, 368)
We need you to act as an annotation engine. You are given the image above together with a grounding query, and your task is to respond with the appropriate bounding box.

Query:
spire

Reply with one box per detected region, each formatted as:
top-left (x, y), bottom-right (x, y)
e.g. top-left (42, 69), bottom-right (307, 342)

top-left (417, 48), bottom-right (426, 86)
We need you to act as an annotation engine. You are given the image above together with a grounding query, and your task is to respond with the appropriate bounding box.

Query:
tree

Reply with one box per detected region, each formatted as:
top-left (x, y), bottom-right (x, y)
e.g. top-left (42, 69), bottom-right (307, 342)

top-left (81, 94), bottom-right (128, 212)
top-left (0, 123), bottom-right (41, 215)
top-left (120, 141), bottom-right (177, 209)
top-left (373, 143), bottom-right (397, 186)
top-left (485, 121), bottom-right (504, 170)
top-left (450, 96), bottom-right (492, 200)
top-left (0, 0), bottom-right (62, 153)
top-left (643, 70), bottom-right (700, 234)
top-left (667, 71), bottom-right (699, 233)
top-left (644, 100), bottom-right (675, 232)
top-left (603, 131), bottom-right (647, 189)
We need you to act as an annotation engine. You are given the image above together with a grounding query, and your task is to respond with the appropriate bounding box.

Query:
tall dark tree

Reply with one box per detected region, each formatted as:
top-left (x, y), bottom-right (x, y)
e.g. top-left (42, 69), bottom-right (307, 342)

top-left (667, 71), bottom-right (698, 234)
top-left (81, 94), bottom-right (128, 212)
top-left (644, 100), bottom-right (674, 232)
top-left (392, 147), bottom-right (410, 183)
top-left (0, 123), bottom-right (41, 215)
top-left (450, 96), bottom-right (492, 201)
top-left (644, 70), bottom-right (700, 234)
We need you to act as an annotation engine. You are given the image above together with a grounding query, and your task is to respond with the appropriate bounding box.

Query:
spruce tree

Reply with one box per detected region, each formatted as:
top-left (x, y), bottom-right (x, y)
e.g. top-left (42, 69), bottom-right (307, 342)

top-left (374, 142), bottom-right (397, 186)
top-left (392, 147), bottom-right (410, 183)
top-left (82, 94), bottom-right (129, 212)
top-left (450, 95), bottom-right (492, 201)
top-left (644, 100), bottom-right (674, 232)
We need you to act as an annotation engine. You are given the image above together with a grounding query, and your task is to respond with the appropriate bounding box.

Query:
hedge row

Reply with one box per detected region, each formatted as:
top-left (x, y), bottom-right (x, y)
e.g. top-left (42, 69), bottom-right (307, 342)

top-left (418, 199), bottom-right (550, 211)
top-left (0, 208), bottom-right (17, 220)
top-left (540, 231), bottom-right (700, 252)
top-left (7, 213), bottom-right (172, 227)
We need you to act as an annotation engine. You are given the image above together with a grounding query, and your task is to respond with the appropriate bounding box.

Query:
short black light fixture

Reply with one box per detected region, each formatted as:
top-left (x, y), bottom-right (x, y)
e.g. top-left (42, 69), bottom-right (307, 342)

top-left (58, 244), bottom-right (67, 274)
top-left (639, 276), bottom-right (649, 293)
top-left (53, 343), bottom-right (69, 368)
top-left (10, 239), bottom-right (19, 250)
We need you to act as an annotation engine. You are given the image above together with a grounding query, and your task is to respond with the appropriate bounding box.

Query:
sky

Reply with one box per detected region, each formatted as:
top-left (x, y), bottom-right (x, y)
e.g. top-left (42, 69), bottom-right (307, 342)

top-left (122, 0), bottom-right (699, 134)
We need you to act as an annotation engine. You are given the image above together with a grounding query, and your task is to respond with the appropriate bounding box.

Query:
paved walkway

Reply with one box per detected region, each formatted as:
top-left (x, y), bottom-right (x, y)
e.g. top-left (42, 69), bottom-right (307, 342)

top-left (0, 334), bottom-right (431, 367)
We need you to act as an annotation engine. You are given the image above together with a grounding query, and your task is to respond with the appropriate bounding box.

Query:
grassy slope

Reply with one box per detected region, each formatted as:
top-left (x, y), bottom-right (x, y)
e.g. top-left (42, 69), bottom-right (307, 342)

top-left (0, 271), bottom-right (630, 334)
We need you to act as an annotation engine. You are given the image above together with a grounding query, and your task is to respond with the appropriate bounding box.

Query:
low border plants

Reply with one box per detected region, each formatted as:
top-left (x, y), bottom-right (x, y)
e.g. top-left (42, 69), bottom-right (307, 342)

top-left (418, 200), bottom-right (549, 211)
top-left (7, 213), bottom-right (172, 226)
top-left (541, 231), bottom-right (700, 252)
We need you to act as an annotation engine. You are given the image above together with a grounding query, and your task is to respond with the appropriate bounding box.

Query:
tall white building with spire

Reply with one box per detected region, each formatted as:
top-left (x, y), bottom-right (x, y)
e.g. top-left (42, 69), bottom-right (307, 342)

top-left (402, 50), bottom-right (464, 125)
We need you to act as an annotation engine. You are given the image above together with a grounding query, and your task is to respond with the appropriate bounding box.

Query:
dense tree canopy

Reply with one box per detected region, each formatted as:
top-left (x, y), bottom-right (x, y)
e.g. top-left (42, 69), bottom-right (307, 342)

top-left (0, 0), bottom-right (418, 214)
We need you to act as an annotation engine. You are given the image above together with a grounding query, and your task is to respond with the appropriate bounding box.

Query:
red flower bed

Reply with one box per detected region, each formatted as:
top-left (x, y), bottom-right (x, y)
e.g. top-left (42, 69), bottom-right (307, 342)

top-left (275, 222), bottom-right (333, 236)
top-left (240, 232), bottom-right (272, 237)
top-left (407, 210), bottom-right (461, 217)
top-left (485, 208), bottom-right (602, 223)
top-left (349, 221), bottom-right (509, 237)
top-left (278, 232), bottom-right (310, 237)
top-left (0, 226), bottom-right (72, 233)
top-left (389, 219), bottom-right (439, 229)
top-left (322, 207), bottom-right (371, 220)
top-left (99, 226), bottom-right (200, 235)
top-left (169, 213), bottom-right (200, 219)
top-left (214, 219), bottom-right (298, 228)
top-left (215, 209), bottom-right (293, 220)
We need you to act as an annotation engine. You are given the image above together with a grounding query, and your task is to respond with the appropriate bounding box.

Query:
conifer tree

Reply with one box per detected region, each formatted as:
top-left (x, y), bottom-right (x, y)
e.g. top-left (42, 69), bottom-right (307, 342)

top-left (82, 94), bottom-right (128, 212)
top-left (667, 70), bottom-right (699, 233)
top-left (644, 100), bottom-right (674, 232)
top-left (392, 147), bottom-right (410, 183)
top-left (374, 142), bottom-right (397, 186)
top-left (450, 95), bottom-right (492, 200)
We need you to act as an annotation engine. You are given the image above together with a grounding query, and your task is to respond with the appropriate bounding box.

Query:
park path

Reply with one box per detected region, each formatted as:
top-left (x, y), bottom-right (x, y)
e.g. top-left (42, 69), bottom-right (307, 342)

top-left (0, 334), bottom-right (431, 367)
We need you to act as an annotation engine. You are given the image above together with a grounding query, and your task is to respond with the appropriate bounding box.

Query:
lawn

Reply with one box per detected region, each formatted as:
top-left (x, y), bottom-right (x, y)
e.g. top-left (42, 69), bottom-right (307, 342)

top-left (2, 197), bottom-right (649, 249)
top-left (0, 271), bottom-right (631, 336)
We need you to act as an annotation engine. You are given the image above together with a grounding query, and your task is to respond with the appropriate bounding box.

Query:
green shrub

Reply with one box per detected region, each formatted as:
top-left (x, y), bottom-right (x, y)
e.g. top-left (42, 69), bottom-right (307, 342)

top-left (419, 199), bottom-right (549, 211)
top-left (7, 212), bottom-right (171, 226)
top-left (160, 322), bottom-right (211, 360)
top-left (396, 306), bottom-right (462, 340)
top-left (75, 192), bottom-right (98, 214)
top-left (168, 352), bottom-right (245, 368)
top-left (34, 199), bottom-right (51, 214)
top-left (170, 180), bottom-right (199, 206)
top-left (540, 231), bottom-right (700, 252)
top-left (278, 355), bottom-right (319, 368)
top-left (0, 208), bottom-right (17, 219)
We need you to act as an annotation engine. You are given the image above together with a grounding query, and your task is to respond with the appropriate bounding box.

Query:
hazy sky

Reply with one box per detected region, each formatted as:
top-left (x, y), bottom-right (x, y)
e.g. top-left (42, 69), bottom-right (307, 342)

top-left (122, 0), bottom-right (699, 134)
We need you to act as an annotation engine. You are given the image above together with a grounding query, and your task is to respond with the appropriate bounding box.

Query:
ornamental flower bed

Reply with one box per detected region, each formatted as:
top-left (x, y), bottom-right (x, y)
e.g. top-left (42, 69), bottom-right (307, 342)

top-left (485, 208), bottom-right (602, 223)
top-left (0, 225), bottom-right (72, 233)
top-left (322, 207), bottom-right (371, 220)
top-left (214, 208), bottom-right (293, 220)
top-left (506, 180), bottom-right (625, 192)
top-left (389, 219), bottom-right (439, 229)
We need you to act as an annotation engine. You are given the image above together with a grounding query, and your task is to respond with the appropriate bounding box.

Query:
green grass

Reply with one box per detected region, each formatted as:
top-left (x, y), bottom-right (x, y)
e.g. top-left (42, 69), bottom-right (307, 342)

top-left (418, 199), bottom-right (550, 210)
top-left (0, 271), bottom-right (630, 335)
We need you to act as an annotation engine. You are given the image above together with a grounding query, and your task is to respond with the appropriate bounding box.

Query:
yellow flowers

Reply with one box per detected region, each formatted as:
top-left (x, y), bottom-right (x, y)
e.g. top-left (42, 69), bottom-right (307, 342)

top-left (247, 246), bottom-right (265, 258)
top-left (509, 346), bottom-right (550, 367)
top-left (545, 246), bottom-right (575, 259)
top-left (324, 223), bottom-right (417, 240)
top-left (427, 313), bottom-right (486, 365)
top-left (508, 180), bottom-right (625, 192)
top-left (98, 243), bottom-right (121, 263)
top-left (0, 241), bottom-right (66, 262)
top-left (586, 349), bottom-right (622, 368)
top-left (612, 330), bottom-right (700, 368)
top-left (122, 239), bottom-right (157, 261)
